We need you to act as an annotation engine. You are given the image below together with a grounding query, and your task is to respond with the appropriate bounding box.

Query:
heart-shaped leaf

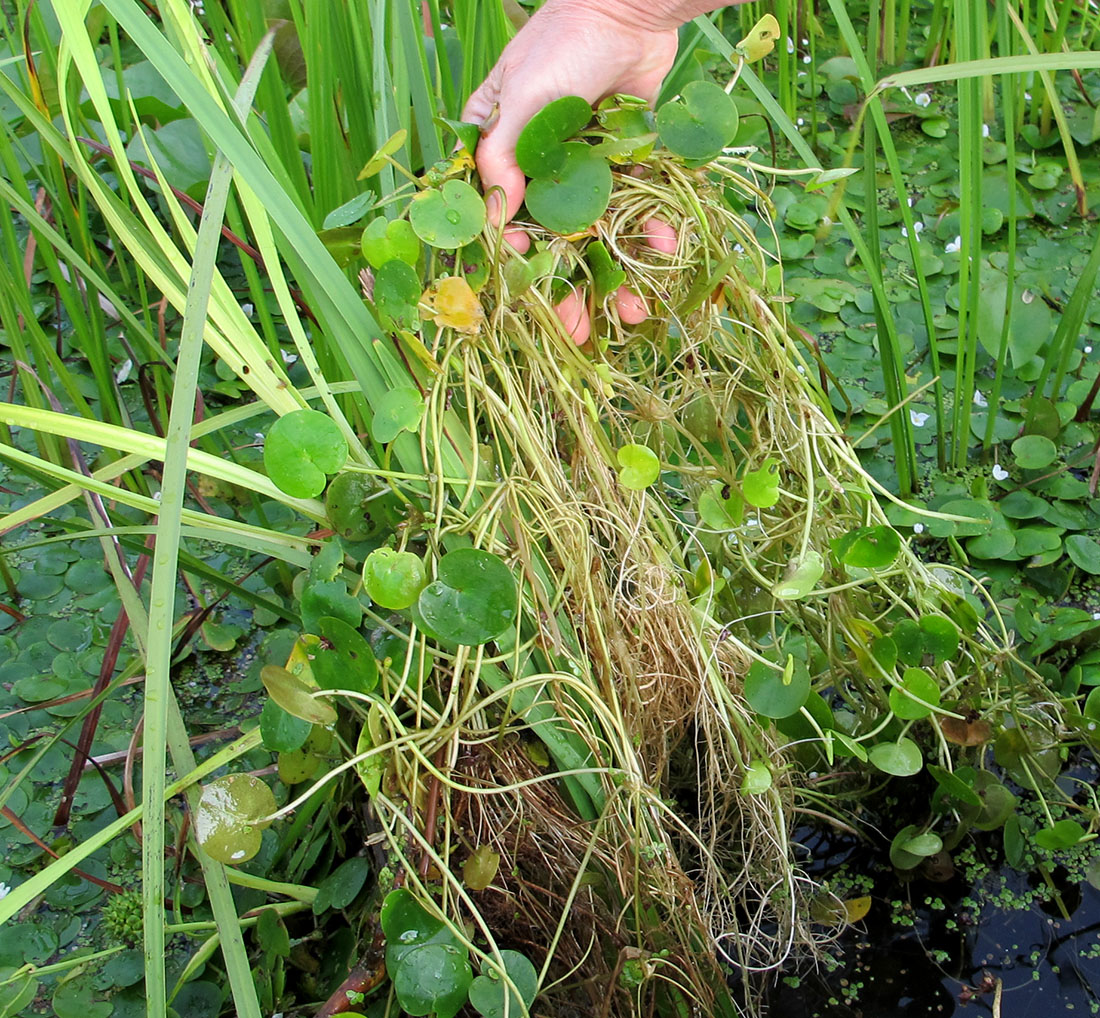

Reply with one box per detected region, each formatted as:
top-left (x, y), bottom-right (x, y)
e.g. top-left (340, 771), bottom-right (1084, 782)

top-left (525, 144), bottom-right (612, 234)
top-left (417, 548), bottom-right (517, 646)
top-left (361, 217), bottom-right (420, 268)
top-left (744, 658), bottom-right (810, 719)
top-left (742, 457), bottom-right (781, 508)
top-left (869, 737), bottom-right (923, 776)
top-left (1011, 434), bottom-right (1057, 469)
top-left (469, 950), bottom-right (539, 1018)
top-left (371, 386), bottom-right (425, 444)
top-left (374, 259), bottom-right (422, 331)
top-left (657, 80), bottom-right (739, 161)
top-left (195, 774), bottom-right (277, 865)
top-left (836, 525), bottom-right (901, 569)
top-left (409, 179), bottom-right (485, 249)
top-left (363, 548), bottom-right (427, 610)
top-left (617, 443), bottom-right (660, 490)
top-left (773, 550), bottom-right (825, 599)
top-left (888, 667), bottom-right (941, 720)
top-left (264, 409), bottom-right (348, 499)
top-left (313, 616), bottom-right (378, 694)
top-left (420, 276), bottom-right (484, 334)
top-left (259, 699), bottom-right (312, 753)
top-left (515, 95), bottom-right (593, 176)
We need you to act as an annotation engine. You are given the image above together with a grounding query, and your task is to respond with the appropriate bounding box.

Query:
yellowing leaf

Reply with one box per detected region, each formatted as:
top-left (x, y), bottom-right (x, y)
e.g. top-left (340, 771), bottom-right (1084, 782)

top-left (420, 275), bottom-right (485, 334)
top-left (462, 845), bottom-right (501, 891)
top-left (358, 128), bottom-right (409, 180)
top-left (736, 14), bottom-right (782, 62)
top-left (843, 895), bottom-right (872, 923)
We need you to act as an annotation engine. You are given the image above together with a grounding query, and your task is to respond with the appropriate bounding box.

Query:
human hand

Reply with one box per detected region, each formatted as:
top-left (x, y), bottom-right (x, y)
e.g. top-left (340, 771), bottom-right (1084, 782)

top-left (462, 0), bottom-right (684, 339)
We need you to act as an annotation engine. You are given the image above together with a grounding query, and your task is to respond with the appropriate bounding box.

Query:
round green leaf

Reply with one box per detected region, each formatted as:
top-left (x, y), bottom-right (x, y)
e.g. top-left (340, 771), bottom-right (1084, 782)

top-left (656, 80), bottom-right (739, 160)
top-left (259, 698), bottom-right (312, 753)
top-left (839, 525), bottom-right (901, 569)
top-left (889, 667), bottom-right (941, 720)
top-left (393, 943), bottom-right (472, 1018)
top-left (515, 95), bottom-right (593, 177)
top-left (374, 260), bottom-right (422, 331)
top-left (773, 550), bottom-right (825, 599)
top-left (1011, 434), bottom-right (1058, 469)
top-left (1066, 534), bottom-right (1100, 574)
top-left (325, 471), bottom-right (389, 542)
top-left (313, 616), bottom-right (378, 694)
top-left (264, 409), bottom-right (348, 499)
top-left (364, 548), bottom-right (427, 610)
top-left (617, 443), bottom-right (660, 490)
top-left (742, 457), bottom-right (781, 508)
top-left (417, 548), bottom-right (517, 646)
top-left (524, 143), bottom-right (612, 234)
top-left (891, 618), bottom-right (923, 665)
top-left (970, 770), bottom-right (1017, 831)
top-left (869, 737), bottom-right (923, 776)
top-left (744, 658), bottom-right (811, 719)
top-left (409, 179), bottom-right (485, 249)
top-left (468, 950), bottom-right (539, 1018)
top-left (371, 385), bottom-right (425, 444)
top-left (361, 217), bottom-right (420, 268)
top-left (900, 831), bottom-right (943, 857)
top-left (261, 664), bottom-right (338, 725)
top-left (1033, 818), bottom-right (1085, 851)
top-left (195, 774), bottom-right (276, 865)
top-left (888, 824), bottom-right (925, 870)
top-left (919, 614), bottom-right (959, 664)
top-left (740, 760), bottom-right (774, 795)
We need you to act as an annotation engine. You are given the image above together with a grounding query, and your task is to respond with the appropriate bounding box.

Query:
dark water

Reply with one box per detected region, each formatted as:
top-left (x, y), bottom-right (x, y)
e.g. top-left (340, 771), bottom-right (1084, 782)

top-left (768, 846), bottom-right (1100, 1017)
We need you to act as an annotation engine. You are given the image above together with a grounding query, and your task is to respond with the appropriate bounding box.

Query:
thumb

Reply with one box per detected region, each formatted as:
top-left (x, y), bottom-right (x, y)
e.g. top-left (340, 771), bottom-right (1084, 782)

top-left (462, 79), bottom-right (527, 228)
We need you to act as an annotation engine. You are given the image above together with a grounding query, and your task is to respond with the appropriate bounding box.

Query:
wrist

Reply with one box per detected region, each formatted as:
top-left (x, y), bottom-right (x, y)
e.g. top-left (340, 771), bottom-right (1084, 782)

top-left (597, 0), bottom-right (728, 34)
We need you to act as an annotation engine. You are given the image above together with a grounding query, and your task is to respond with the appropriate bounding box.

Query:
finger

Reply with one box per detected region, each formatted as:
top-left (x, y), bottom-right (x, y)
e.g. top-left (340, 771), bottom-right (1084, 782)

top-left (504, 228), bottom-right (531, 254)
top-left (615, 286), bottom-right (649, 325)
top-left (643, 217), bottom-right (677, 254)
top-left (554, 289), bottom-right (592, 346)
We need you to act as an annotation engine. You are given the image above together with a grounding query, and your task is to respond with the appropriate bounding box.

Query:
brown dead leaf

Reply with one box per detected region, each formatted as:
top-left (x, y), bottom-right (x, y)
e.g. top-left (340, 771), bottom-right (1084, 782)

top-left (940, 714), bottom-right (993, 746)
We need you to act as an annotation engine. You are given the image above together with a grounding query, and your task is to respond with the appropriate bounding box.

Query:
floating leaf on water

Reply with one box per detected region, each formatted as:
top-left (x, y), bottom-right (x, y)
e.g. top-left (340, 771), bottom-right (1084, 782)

top-left (417, 548), bottom-right (517, 646)
top-left (468, 950), bottom-right (539, 1018)
top-left (264, 409), bottom-right (348, 499)
top-left (617, 444), bottom-right (660, 490)
top-left (1011, 434), bottom-right (1058, 470)
top-left (420, 276), bottom-right (484, 334)
top-left (409, 179), bottom-right (486, 249)
top-left (261, 664), bottom-right (338, 725)
top-left (969, 770), bottom-right (1017, 831)
top-left (1066, 534), bottom-right (1100, 575)
top-left (515, 95), bottom-right (592, 177)
top-left (371, 386), bottom-right (425, 444)
top-left (1033, 818), bottom-right (1085, 851)
top-left (657, 80), bottom-right (739, 161)
top-left (363, 547), bottom-right (427, 610)
top-left (195, 774), bottom-right (277, 865)
top-left (888, 824), bottom-right (927, 870)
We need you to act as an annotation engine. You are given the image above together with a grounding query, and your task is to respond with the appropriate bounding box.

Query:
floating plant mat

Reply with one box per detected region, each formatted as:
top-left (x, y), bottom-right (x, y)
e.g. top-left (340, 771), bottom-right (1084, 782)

top-left (221, 99), bottom-right (1077, 1016)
